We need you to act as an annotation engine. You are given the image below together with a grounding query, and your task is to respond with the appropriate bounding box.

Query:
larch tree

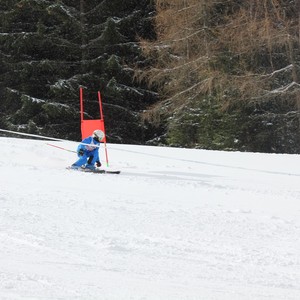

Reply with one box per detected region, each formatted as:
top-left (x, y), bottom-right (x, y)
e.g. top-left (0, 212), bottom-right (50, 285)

top-left (141, 0), bottom-right (300, 153)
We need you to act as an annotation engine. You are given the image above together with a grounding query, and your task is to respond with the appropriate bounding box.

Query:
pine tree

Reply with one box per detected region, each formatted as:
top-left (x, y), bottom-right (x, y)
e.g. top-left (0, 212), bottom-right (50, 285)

top-left (0, 0), bottom-right (81, 138)
top-left (0, 0), bottom-right (157, 143)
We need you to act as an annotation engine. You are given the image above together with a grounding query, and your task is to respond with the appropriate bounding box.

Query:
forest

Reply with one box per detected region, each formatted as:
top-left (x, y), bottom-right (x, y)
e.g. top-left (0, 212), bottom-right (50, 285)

top-left (1, 0), bottom-right (300, 153)
top-left (0, 0), bottom-right (157, 143)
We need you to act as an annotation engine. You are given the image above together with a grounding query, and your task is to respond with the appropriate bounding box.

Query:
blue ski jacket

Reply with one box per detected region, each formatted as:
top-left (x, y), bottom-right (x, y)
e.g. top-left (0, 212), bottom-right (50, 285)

top-left (77, 136), bottom-right (100, 161)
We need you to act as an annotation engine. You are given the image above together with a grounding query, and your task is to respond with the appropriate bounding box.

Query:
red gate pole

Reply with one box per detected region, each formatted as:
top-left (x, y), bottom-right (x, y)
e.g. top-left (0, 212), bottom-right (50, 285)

top-left (98, 91), bottom-right (109, 167)
top-left (80, 87), bottom-right (84, 123)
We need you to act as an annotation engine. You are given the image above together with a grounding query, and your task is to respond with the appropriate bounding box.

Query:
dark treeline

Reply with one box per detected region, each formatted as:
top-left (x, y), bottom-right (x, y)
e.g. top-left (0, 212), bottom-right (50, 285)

top-left (0, 0), bottom-right (157, 143)
top-left (1, 0), bottom-right (300, 153)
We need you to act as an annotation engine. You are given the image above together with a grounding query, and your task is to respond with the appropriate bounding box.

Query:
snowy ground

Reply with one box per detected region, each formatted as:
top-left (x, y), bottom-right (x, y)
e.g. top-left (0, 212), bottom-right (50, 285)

top-left (0, 137), bottom-right (300, 300)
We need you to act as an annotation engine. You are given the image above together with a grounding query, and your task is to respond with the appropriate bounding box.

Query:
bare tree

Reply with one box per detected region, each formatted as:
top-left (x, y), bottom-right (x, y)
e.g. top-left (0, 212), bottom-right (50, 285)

top-left (140, 0), bottom-right (221, 121)
top-left (141, 0), bottom-right (300, 122)
top-left (80, 0), bottom-right (87, 71)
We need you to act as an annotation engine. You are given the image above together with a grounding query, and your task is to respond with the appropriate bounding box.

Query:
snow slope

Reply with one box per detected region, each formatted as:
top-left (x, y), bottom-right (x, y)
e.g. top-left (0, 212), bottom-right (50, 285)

top-left (0, 137), bottom-right (300, 300)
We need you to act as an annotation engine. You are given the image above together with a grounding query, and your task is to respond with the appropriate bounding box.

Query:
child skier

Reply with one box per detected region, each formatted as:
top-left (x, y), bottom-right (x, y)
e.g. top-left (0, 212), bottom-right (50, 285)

top-left (71, 129), bottom-right (104, 170)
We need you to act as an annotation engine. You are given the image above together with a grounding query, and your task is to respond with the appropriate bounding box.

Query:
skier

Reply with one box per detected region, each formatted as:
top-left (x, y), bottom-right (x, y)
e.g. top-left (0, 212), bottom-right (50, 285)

top-left (71, 129), bottom-right (104, 170)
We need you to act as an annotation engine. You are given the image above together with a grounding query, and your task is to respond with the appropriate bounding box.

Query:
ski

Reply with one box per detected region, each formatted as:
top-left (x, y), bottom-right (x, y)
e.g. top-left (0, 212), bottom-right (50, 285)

top-left (67, 166), bottom-right (121, 174)
top-left (90, 169), bottom-right (121, 174)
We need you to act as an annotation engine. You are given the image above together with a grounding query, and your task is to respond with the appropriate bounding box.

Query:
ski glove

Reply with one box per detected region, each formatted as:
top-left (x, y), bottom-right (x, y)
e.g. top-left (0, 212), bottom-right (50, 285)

top-left (87, 156), bottom-right (94, 164)
top-left (96, 161), bottom-right (101, 167)
top-left (78, 148), bottom-right (84, 156)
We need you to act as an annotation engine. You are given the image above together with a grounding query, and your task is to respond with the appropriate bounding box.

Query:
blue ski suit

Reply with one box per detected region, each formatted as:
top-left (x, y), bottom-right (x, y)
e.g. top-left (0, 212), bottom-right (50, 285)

top-left (72, 136), bottom-right (100, 168)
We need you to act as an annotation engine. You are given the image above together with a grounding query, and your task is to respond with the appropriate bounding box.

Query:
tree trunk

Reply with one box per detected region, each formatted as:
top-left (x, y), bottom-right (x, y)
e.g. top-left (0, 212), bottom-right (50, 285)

top-left (80, 0), bottom-right (87, 72)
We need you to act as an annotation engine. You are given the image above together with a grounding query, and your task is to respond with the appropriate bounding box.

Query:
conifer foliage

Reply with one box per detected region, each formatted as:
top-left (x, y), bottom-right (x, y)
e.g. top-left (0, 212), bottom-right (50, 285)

top-left (0, 0), bottom-right (156, 142)
top-left (141, 0), bottom-right (300, 153)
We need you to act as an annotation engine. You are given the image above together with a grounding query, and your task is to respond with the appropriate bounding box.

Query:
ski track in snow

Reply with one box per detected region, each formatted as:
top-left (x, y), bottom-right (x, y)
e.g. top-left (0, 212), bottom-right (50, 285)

top-left (0, 137), bottom-right (300, 300)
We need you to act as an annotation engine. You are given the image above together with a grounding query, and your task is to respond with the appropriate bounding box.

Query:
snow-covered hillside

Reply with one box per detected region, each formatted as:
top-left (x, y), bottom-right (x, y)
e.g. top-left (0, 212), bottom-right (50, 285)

top-left (0, 137), bottom-right (300, 300)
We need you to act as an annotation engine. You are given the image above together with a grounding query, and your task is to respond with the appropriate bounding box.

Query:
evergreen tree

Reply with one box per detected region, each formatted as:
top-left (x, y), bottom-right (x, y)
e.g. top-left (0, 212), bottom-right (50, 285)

top-left (0, 0), bottom-right (81, 139)
top-left (79, 0), bottom-right (158, 142)
top-left (0, 0), bottom-right (157, 143)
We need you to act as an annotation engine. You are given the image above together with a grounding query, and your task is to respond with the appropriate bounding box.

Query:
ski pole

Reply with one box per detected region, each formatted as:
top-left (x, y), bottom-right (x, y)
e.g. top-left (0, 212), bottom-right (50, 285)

top-left (46, 143), bottom-right (76, 153)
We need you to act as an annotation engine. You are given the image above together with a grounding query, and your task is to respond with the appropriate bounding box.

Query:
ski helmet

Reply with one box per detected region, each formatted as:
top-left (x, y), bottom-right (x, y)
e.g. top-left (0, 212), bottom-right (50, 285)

top-left (93, 129), bottom-right (105, 142)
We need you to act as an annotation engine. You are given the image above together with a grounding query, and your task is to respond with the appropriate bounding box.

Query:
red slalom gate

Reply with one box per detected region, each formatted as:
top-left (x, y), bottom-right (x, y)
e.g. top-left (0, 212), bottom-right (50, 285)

top-left (80, 87), bottom-right (109, 166)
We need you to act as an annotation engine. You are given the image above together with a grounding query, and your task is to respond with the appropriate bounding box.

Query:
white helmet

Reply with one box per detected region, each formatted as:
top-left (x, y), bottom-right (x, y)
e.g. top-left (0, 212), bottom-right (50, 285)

top-left (93, 129), bottom-right (105, 142)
